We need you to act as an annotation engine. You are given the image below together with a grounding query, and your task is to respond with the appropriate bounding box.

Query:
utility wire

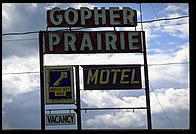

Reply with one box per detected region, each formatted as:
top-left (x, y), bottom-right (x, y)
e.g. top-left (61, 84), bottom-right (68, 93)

top-left (2, 16), bottom-right (188, 36)
top-left (2, 22), bottom-right (188, 43)
top-left (139, 15), bottom-right (188, 24)
top-left (149, 82), bottom-right (175, 128)
top-left (148, 62), bottom-right (189, 66)
top-left (2, 71), bottom-right (40, 75)
top-left (150, 3), bottom-right (165, 30)
top-left (140, 3), bottom-right (144, 31)
top-left (2, 62), bottom-right (189, 75)
top-left (141, 22), bottom-right (188, 30)
top-left (2, 38), bottom-right (38, 42)
top-left (2, 31), bottom-right (39, 36)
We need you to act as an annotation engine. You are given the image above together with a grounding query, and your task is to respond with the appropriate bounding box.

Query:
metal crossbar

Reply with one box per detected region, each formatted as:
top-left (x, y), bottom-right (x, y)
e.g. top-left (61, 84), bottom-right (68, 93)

top-left (46, 107), bottom-right (147, 112)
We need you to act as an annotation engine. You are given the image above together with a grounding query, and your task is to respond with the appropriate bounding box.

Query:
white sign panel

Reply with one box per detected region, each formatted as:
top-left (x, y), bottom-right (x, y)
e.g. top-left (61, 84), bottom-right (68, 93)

top-left (46, 113), bottom-right (76, 125)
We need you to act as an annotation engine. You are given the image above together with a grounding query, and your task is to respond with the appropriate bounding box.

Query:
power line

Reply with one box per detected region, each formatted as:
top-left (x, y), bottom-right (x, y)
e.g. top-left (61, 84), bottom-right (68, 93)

top-left (148, 62), bottom-right (189, 66)
top-left (149, 82), bottom-right (175, 128)
top-left (1, 21), bottom-right (188, 44)
top-left (139, 15), bottom-right (188, 24)
top-left (2, 16), bottom-right (189, 36)
top-left (141, 22), bottom-right (188, 30)
top-left (2, 38), bottom-right (38, 42)
top-left (139, 3), bottom-right (144, 31)
top-left (2, 31), bottom-right (39, 36)
top-left (2, 71), bottom-right (40, 75)
top-left (150, 3), bottom-right (165, 31)
top-left (2, 62), bottom-right (189, 75)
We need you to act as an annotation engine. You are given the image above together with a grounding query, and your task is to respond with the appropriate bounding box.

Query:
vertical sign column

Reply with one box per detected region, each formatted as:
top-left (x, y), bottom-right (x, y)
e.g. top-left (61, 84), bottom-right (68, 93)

top-left (75, 65), bottom-right (81, 130)
top-left (142, 31), bottom-right (152, 130)
top-left (39, 31), bottom-right (45, 130)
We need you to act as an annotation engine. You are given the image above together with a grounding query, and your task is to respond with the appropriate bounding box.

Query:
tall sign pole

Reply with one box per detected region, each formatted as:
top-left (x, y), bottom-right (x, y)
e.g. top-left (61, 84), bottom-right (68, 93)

top-left (39, 31), bottom-right (45, 130)
top-left (140, 3), bottom-right (152, 130)
top-left (75, 65), bottom-right (81, 130)
top-left (142, 31), bottom-right (152, 130)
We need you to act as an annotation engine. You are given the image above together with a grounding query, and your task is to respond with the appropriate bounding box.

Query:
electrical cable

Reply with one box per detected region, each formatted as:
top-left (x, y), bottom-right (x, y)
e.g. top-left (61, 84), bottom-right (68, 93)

top-left (148, 62), bottom-right (189, 66)
top-left (2, 71), bottom-right (40, 75)
top-left (2, 31), bottom-right (39, 36)
top-left (149, 82), bottom-right (175, 128)
top-left (150, 3), bottom-right (165, 30)
top-left (2, 38), bottom-right (38, 42)
top-left (2, 62), bottom-right (189, 75)
top-left (2, 22), bottom-right (188, 43)
top-left (2, 16), bottom-right (188, 36)
top-left (139, 15), bottom-right (188, 24)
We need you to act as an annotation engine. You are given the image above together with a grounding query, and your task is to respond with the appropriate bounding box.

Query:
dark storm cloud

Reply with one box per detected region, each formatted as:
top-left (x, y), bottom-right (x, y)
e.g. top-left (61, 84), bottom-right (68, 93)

top-left (2, 37), bottom-right (39, 58)
top-left (2, 4), bottom-right (46, 58)
top-left (2, 89), bottom-right (41, 129)
top-left (2, 3), bottom-right (87, 58)
top-left (3, 4), bottom-right (46, 33)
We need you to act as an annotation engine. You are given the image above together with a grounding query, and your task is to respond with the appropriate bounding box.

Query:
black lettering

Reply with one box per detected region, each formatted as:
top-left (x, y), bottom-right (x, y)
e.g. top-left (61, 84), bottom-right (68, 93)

top-left (55, 116), bottom-right (58, 123)
top-left (63, 115), bottom-right (68, 123)
top-left (59, 116), bottom-right (63, 123)
top-left (47, 116), bottom-right (56, 123)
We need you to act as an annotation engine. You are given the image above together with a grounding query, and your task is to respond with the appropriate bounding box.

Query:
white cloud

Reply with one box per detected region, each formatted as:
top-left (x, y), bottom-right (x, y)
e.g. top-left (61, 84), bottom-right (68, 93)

top-left (150, 88), bottom-right (189, 113)
top-left (45, 53), bottom-right (144, 66)
top-left (32, 3), bottom-right (38, 8)
top-left (44, 3), bottom-right (94, 10)
top-left (134, 3), bottom-right (189, 40)
top-left (161, 4), bottom-right (189, 39)
top-left (81, 90), bottom-right (131, 108)
top-left (164, 4), bottom-right (181, 12)
top-left (2, 55), bottom-right (39, 73)
top-left (81, 90), bottom-right (147, 129)
top-left (82, 88), bottom-right (189, 129)
top-left (163, 3), bottom-right (188, 14)
top-left (2, 3), bottom-right (14, 31)
top-left (2, 55), bottom-right (39, 100)
top-left (148, 44), bottom-right (189, 87)
top-left (86, 110), bottom-right (146, 129)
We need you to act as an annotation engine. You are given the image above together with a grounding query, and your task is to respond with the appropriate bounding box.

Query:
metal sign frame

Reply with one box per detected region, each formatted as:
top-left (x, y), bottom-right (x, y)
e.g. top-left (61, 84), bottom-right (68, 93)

top-left (39, 30), bottom-right (152, 131)
top-left (39, 6), bottom-right (152, 131)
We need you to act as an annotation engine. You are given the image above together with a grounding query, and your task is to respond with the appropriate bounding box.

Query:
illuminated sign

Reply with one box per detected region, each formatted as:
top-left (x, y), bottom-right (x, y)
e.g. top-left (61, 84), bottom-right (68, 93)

top-left (46, 113), bottom-right (76, 125)
top-left (82, 65), bottom-right (142, 90)
top-left (44, 66), bottom-right (74, 104)
top-left (44, 31), bottom-right (143, 54)
top-left (47, 7), bottom-right (137, 27)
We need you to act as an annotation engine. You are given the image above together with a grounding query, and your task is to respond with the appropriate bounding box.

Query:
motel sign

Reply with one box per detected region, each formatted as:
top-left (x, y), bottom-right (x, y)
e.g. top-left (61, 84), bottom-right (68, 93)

top-left (39, 6), bottom-right (152, 130)
top-left (82, 65), bottom-right (142, 90)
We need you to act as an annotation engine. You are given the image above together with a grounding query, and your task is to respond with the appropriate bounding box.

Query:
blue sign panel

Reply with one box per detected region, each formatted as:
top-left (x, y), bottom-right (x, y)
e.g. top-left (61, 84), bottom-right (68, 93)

top-left (45, 66), bottom-right (74, 104)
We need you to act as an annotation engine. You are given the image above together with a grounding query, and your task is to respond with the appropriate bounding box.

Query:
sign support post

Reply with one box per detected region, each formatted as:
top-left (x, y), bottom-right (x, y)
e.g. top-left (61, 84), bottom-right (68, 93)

top-left (75, 65), bottom-right (82, 130)
top-left (39, 31), bottom-right (45, 130)
top-left (142, 31), bottom-right (152, 130)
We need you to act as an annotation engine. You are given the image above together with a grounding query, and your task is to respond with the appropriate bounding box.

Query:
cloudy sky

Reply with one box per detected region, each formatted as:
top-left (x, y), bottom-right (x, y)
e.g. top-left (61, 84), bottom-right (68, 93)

top-left (2, 3), bottom-right (189, 130)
